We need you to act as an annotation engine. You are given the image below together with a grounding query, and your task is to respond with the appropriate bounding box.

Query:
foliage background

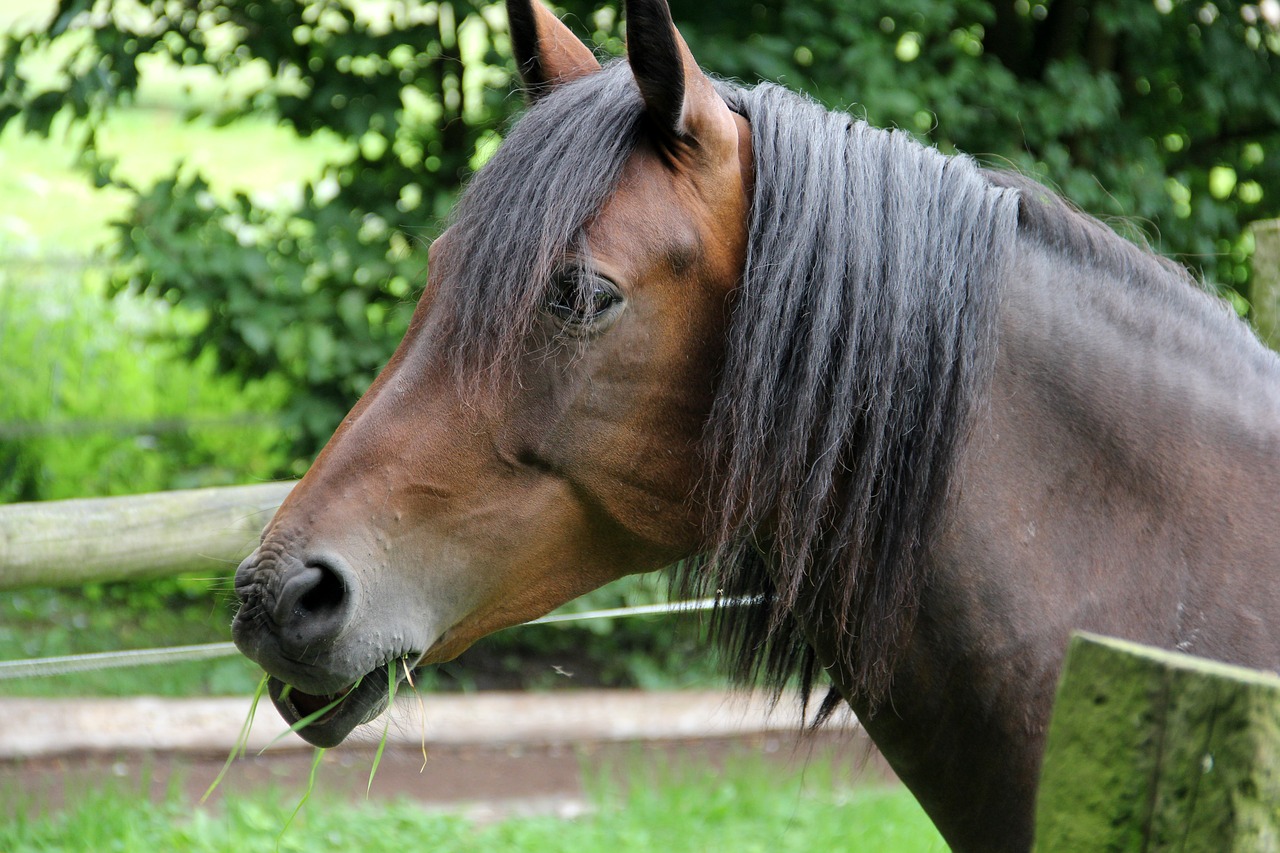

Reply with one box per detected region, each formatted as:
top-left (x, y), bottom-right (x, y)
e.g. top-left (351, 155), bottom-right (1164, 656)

top-left (1, 0), bottom-right (1277, 694)
top-left (6, 0), bottom-right (1278, 467)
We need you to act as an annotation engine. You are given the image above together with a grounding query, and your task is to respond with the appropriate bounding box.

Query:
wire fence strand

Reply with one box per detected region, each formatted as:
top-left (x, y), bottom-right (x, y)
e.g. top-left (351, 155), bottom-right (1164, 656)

top-left (0, 597), bottom-right (746, 680)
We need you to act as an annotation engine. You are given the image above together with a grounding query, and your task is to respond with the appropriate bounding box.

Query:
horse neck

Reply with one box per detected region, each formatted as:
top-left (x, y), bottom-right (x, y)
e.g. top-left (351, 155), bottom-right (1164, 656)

top-left (956, 236), bottom-right (1280, 635)
top-left (998, 238), bottom-right (1280, 499)
top-left (845, 235), bottom-right (1280, 851)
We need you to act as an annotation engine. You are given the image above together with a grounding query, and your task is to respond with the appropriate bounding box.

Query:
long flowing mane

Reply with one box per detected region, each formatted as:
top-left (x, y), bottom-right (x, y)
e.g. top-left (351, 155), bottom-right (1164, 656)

top-left (685, 82), bottom-right (1018, 710)
top-left (432, 60), bottom-right (1219, 711)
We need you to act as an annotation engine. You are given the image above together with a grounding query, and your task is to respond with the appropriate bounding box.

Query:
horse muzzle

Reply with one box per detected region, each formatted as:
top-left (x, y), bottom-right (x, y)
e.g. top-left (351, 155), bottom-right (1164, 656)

top-left (231, 544), bottom-right (424, 747)
top-left (232, 546), bottom-right (363, 677)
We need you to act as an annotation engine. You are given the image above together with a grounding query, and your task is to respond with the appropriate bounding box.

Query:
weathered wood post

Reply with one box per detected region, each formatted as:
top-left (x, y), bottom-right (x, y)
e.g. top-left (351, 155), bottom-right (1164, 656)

top-left (1249, 218), bottom-right (1280, 349)
top-left (1034, 632), bottom-right (1280, 851)
top-left (0, 482), bottom-right (294, 590)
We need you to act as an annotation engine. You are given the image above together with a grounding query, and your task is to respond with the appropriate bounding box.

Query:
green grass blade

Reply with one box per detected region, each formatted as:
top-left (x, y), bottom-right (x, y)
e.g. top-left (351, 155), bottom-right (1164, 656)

top-left (366, 730), bottom-right (389, 799)
top-left (201, 671), bottom-right (269, 802)
top-left (276, 746), bottom-right (325, 851)
top-left (366, 662), bottom-right (400, 797)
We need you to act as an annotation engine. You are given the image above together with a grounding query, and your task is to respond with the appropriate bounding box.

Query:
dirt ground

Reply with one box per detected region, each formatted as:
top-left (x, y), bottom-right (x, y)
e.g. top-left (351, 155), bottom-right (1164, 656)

top-left (2, 729), bottom-right (895, 822)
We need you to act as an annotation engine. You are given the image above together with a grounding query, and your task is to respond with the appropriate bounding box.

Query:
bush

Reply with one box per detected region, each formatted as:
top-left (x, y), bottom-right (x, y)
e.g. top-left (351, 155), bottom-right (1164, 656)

top-left (5, 0), bottom-right (1277, 458)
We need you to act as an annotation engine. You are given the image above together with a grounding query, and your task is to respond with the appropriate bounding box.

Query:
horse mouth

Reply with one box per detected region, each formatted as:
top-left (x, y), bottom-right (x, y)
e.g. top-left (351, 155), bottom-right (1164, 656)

top-left (267, 662), bottom-right (402, 748)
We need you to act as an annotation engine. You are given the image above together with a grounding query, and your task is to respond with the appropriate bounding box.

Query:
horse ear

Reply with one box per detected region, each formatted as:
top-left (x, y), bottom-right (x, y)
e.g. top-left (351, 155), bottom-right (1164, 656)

top-left (507, 0), bottom-right (601, 101)
top-left (624, 0), bottom-right (735, 154)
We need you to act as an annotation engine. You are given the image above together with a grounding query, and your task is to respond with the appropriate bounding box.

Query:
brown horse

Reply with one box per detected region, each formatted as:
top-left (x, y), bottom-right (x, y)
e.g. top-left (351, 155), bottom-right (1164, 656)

top-left (231, 1), bottom-right (1280, 849)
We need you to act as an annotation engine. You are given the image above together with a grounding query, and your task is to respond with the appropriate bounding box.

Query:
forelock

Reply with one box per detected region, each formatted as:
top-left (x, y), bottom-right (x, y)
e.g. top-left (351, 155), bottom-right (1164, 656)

top-left (431, 61), bottom-right (646, 382)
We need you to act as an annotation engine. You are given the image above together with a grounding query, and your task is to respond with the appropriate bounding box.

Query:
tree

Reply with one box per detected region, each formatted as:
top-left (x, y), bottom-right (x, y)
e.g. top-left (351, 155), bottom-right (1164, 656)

top-left (676, 0), bottom-right (1279, 295)
top-left (2, 0), bottom-right (541, 466)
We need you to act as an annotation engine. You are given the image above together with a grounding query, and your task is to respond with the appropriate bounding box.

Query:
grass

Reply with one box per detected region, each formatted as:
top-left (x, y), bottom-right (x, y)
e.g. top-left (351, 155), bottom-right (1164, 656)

top-left (0, 755), bottom-right (948, 852)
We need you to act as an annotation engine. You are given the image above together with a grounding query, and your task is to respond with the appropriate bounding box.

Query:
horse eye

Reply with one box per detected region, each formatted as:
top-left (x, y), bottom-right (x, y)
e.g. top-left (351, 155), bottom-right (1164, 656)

top-left (545, 270), bottom-right (622, 328)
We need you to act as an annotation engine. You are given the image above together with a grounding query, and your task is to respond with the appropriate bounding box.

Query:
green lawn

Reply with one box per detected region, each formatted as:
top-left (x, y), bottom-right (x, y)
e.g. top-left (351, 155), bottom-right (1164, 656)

top-left (0, 101), bottom-right (348, 257)
top-left (1, 755), bottom-right (948, 852)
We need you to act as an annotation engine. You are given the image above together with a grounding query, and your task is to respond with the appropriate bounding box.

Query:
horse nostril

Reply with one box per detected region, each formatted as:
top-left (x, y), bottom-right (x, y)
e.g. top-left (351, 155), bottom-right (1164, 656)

top-left (299, 563), bottom-right (346, 613)
top-left (272, 559), bottom-right (351, 641)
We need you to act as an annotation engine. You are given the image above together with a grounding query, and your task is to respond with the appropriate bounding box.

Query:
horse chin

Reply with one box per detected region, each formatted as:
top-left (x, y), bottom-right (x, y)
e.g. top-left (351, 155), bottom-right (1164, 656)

top-left (266, 665), bottom-right (398, 748)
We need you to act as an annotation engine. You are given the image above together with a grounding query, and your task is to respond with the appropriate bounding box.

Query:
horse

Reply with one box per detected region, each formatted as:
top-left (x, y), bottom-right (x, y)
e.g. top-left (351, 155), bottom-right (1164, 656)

top-left (230, 1), bottom-right (1280, 849)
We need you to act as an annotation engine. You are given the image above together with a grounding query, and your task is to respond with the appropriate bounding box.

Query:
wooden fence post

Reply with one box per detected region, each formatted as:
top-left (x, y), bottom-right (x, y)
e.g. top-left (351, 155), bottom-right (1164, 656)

top-left (1034, 632), bottom-right (1280, 850)
top-left (0, 482), bottom-right (295, 590)
top-left (1250, 218), bottom-right (1280, 350)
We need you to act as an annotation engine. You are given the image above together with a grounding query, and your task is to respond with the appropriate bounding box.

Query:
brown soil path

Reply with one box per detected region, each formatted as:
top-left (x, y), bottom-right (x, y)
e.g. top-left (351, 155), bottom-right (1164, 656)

top-left (0, 691), bottom-right (894, 821)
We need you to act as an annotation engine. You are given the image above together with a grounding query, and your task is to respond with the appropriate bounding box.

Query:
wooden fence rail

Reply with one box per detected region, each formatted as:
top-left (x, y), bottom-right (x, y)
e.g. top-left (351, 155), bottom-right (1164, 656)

top-left (0, 482), bottom-right (294, 590)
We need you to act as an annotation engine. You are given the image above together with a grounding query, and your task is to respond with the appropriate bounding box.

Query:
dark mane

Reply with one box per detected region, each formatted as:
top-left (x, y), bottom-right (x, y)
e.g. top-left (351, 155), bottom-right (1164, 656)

top-left (435, 63), bottom-right (1217, 711)
top-left (986, 169), bottom-right (1196, 292)
top-left (684, 81), bottom-right (1018, 710)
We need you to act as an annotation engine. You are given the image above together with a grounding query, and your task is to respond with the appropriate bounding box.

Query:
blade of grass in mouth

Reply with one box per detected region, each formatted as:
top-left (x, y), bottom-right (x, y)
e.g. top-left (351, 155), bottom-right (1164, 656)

top-left (202, 671), bottom-right (269, 802)
top-left (366, 660), bottom-right (402, 796)
top-left (403, 658), bottom-right (430, 772)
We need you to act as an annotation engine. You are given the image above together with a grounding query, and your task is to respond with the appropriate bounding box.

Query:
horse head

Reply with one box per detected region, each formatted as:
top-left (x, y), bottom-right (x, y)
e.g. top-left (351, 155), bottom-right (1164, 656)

top-left (231, 0), bottom-right (753, 747)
